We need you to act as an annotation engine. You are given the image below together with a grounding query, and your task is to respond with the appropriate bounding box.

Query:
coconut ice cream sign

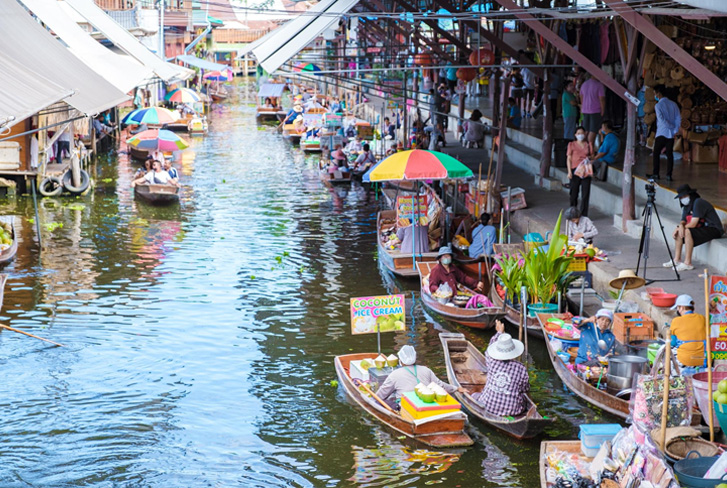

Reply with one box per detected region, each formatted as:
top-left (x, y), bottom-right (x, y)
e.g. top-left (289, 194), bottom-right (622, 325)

top-left (350, 295), bottom-right (406, 335)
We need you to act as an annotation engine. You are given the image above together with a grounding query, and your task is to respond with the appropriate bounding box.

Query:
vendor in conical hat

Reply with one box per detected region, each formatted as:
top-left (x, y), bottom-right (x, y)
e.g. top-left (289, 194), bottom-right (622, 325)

top-left (473, 320), bottom-right (529, 416)
top-left (376, 345), bottom-right (463, 410)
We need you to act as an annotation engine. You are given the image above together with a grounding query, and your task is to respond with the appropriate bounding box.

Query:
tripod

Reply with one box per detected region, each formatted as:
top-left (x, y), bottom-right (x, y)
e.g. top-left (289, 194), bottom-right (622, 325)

top-left (635, 183), bottom-right (680, 284)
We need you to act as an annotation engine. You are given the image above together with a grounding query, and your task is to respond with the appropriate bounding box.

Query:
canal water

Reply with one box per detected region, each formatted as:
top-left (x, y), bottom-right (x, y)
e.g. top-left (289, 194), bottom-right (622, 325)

top-left (0, 84), bottom-right (617, 487)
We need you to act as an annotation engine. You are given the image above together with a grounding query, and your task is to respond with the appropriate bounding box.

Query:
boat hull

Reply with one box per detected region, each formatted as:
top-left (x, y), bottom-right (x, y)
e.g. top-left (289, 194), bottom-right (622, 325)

top-left (489, 287), bottom-right (544, 339)
top-left (377, 211), bottom-right (438, 278)
top-left (134, 184), bottom-right (180, 206)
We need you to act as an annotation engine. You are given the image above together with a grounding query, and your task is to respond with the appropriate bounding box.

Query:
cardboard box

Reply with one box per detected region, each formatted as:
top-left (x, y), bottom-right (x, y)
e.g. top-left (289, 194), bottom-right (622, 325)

top-left (400, 391), bottom-right (461, 420)
top-left (692, 143), bottom-right (719, 164)
top-left (500, 187), bottom-right (527, 211)
top-left (613, 313), bottom-right (654, 343)
top-left (349, 360), bottom-right (370, 382)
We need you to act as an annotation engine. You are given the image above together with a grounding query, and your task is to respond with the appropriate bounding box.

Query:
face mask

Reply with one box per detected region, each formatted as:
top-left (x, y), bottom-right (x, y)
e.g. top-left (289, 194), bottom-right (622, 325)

top-left (655, 96), bottom-right (660, 102)
top-left (680, 197), bottom-right (690, 206)
top-left (575, 134), bottom-right (586, 141)
top-left (441, 257), bottom-right (452, 265)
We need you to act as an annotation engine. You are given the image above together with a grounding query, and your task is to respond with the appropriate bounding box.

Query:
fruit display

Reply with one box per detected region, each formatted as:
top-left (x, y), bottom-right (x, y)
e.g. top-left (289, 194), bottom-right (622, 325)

top-left (374, 354), bottom-right (387, 369)
top-left (712, 379), bottom-right (727, 405)
top-left (567, 243), bottom-right (604, 260)
top-left (386, 354), bottom-right (398, 367)
top-left (427, 382), bottom-right (448, 402)
top-left (544, 316), bottom-right (581, 341)
top-left (415, 384), bottom-right (435, 403)
top-left (0, 222), bottom-right (12, 251)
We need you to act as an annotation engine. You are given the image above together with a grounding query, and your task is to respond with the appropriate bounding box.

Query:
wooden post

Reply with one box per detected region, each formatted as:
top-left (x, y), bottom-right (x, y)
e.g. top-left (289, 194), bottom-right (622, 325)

top-left (493, 76), bottom-right (510, 191)
top-left (659, 343), bottom-right (671, 450)
top-left (705, 269), bottom-right (714, 442)
top-left (622, 73), bottom-right (637, 229)
top-left (403, 70), bottom-right (408, 149)
top-left (539, 69), bottom-right (553, 186)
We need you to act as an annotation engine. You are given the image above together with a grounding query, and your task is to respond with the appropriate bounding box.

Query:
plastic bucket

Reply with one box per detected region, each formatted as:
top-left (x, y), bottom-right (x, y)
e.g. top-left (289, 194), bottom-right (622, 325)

top-left (715, 401), bottom-right (727, 433)
top-left (647, 342), bottom-right (662, 365)
top-left (692, 372), bottom-right (727, 428)
top-left (673, 453), bottom-right (726, 488)
top-left (527, 303), bottom-right (558, 317)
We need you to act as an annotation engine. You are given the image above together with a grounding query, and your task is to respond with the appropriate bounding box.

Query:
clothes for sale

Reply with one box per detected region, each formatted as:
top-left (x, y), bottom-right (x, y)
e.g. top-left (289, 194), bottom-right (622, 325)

top-left (473, 332), bottom-right (529, 416)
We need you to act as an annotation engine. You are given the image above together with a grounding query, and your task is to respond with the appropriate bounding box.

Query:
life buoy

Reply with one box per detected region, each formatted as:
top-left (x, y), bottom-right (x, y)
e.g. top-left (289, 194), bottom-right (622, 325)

top-left (62, 169), bottom-right (90, 194)
top-left (38, 176), bottom-right (63, 197)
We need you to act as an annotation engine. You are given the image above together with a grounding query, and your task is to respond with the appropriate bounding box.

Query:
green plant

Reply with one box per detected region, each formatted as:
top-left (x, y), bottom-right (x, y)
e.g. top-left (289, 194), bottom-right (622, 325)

top-left (522, 212), bottom-right (574, 305)
top-left (494, 252), bottom-right (525, 303)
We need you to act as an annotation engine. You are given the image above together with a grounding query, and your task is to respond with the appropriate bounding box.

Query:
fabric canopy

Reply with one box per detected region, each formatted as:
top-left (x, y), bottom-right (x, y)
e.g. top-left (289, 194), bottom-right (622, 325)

top-left (176, 55), bottom-right (229, 72)
top-left (19, 0), bottom-right (154, 94)
top-left (251, 0), bottom-right (359, 73)
top-left (0, 52), bottom-right (75, 129)
top-left (258, 83), bottom-right (286, 98)
top-left (63, 0), bottom-right (193, 83)
top-left (1, 0), bottom-right (128, 116)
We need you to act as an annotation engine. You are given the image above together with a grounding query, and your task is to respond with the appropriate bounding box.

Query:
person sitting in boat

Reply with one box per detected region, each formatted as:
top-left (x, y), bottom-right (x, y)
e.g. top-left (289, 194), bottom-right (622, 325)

top-left (469, 212), bottom-right (497, 259)
top-left (180, 103), bottom-right (196, 116)
top-left (132, 160), bottom-right (173, 187)
top-left (428, 246), bottom-right (484, 294)
top-left (564, 206), bottom-right (598, 244)
top-left (354, 144), bottom-right (377, 173)
top-left (306, 125), bottom-right (321, 140)
top-left (292, 115), bottom-right (306, 134)
top-left (575, 309), bottom-right (616, 365)
top-left (345, 138), bottom-right (363, 155)
top-left (263, 97), bottom-right (275, 109)
top-left (331, 145), bottom-right (347, 165)
top-left (283, 103), bottom-right (304, 124)
top-left (376, 345), bottom-right (464, 410)
top-left (667, 294), bottom-right (706, 375)
top-left (473, 320), bottom-right (529, 416)
top-left (304, 97), bottom-right (323, 110)
top-left (134, 159), bottom-right (151, 180)
top-left (163, 159), bottom-right (181, 188)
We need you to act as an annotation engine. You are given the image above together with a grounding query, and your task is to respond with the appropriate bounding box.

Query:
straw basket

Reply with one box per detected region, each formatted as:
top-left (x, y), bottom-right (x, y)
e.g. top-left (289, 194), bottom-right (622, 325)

top-left (666, 437), bottom-right (721, 462)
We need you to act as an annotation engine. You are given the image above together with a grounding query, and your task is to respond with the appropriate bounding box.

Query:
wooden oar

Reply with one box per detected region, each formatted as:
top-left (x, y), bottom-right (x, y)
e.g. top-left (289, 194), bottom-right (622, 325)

top-left (360, 381), bottom-right (397, 414)
top-left (0, 323), bottom-right (64, 347)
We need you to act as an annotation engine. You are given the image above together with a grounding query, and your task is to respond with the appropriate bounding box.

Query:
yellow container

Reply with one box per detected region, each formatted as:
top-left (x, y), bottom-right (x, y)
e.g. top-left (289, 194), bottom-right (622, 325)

top-left (400, 391), bottom-right (461, 420)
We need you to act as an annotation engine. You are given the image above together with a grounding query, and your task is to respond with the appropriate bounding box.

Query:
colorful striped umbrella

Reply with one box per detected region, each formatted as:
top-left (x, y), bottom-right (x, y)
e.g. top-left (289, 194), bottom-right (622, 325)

top-left (122, 107), bottom-right (179, 126)
top-left (164, 88), bottom-right (203, 104)
top-left (126, 129), bottom-right (189, 152)
top-left (203, 69), bottom-right (233, 81)
top-left (362, 150), bottom-right (473, 182)
top-left (293, 62), bottom-right (321, 74)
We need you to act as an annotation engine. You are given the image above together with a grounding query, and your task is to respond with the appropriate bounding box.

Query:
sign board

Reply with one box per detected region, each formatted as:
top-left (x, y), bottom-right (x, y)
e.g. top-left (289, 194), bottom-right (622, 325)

top-left (357, 125), bottom-right (374, 140)
top-left (710, 276), bottom-right (727, 358)
top-left (302, 113), bottom-right (323, 126)
top-left (350, 295), bottom-right (406, 335)
top-left (324, 113), bottom-right (342, 128)
top-left (396, 195), bottom-right (428, 225)
top-left (387, 101), bottom-right (400, 109)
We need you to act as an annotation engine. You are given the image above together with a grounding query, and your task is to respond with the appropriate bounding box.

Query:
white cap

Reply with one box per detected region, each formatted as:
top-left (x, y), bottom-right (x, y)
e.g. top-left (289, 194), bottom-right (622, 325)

top-left (671, 294), bottom-right (695, 310)
top-left (596, 309), bottom-right (614, 321)
top-left (398, 345), bottom-right (416, 366)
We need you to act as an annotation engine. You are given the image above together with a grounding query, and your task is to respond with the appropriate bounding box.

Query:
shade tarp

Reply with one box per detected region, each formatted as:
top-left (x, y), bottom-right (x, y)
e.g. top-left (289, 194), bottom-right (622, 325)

top-left (19, 0), bottom-right (154, 93)
top-left (0, 0), bottom-right (128, 116)
top-left (252, 0), bottom-right (359, 73)
top-left (0, 53), bottom-right (75, 129)
top-left (176, 54), bottom-right (230, 72)
top-left (258, 83), bottom-right (286, 98)
top-left (63, 0), bottom-right (193, 83)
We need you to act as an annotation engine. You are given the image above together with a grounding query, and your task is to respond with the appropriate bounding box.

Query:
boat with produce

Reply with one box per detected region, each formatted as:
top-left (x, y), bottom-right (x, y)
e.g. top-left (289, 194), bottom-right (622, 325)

top-left (187, 117), bottom-right (208, 135)
top-left (134, 184), bottom-right (180, 205)
top-left (377, 210), bottom-right (438, 278)
top-left (300, 140), bottom-right (322, 152)
top-left (418, 262), bottom-right (503, 329)
top-left (440, 332), bottom-right (554, 438)
top-left (0, 218), bottom-right (17, 264)
top-left (334, 353), bottom-right (474, 448)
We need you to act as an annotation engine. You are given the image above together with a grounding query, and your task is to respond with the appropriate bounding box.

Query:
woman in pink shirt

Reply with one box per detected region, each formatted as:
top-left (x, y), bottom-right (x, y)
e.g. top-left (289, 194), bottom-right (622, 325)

top-left (567, 126), bottom-right (594, 217)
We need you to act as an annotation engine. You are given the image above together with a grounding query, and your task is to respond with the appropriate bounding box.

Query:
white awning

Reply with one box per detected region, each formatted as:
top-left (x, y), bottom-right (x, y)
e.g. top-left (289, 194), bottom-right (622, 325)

top-left (63, 0), bottom-right (193, 83)
top-left (18, 0), bottom-right (154, 94)
top-left (252, 0), bottom-right (359, 73)
top-left (1, 0), bottom-right (128, 116)
top-left (176, 54), bottom-right (229, 72)
top-left (0, 52), bottom-right (75, 129)
top-left (258, 83), bottom-right (286, 98)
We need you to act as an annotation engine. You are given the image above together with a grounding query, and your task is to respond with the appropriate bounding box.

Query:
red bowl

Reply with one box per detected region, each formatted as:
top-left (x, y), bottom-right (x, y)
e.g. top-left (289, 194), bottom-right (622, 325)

top-left (651, 292), bottom-right (677, 308)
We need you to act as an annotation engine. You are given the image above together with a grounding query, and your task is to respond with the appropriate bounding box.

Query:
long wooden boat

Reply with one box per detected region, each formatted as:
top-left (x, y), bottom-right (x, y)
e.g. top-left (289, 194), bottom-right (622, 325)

top-left (134, 184), bottom-right (180, 205)
top-left (301, 140), bottom-right (322, 152)
top-left (319, 167), bottom-right (352, 186)
top-left (129, 145), bottom-right (149, 162)
top-left (209, 88), bottom-right (227, 102)
top-left (418, 262), bottom-right (503, 330)
top-left (256, 107), bottom-right (286, 122)
top-left (377, 210), bottom-right (438, 278)
top-left (440, 332), bottom-right (554, 439)
top-left (334, 353), bottom-right (474, 448)
top-left (0, 219), bottom-right (18, 265)
top-left (540, 441), bottom-right (587, 488)
top-left (489, 286), bottom-right (544, 339)
top-left (282, 124), bottom-right (302, 143)
top-left (166, 115), bottom-right (194, 132)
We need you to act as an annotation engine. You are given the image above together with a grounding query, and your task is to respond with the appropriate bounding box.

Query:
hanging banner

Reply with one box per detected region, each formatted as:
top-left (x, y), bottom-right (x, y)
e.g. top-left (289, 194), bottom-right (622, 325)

top-left (396, 195), bottom-right (428, 226)
top-left (709, 276), bottom-right (727, 359)
top-left (351, 295), bottom-right (406, 335)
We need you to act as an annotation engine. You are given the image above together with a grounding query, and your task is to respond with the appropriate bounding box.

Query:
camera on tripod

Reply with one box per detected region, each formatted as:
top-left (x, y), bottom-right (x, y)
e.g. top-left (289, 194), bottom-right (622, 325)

top-left (636, 178), bottom-right (680, 282)
top-left (645, 179), bottom-right (656, 201)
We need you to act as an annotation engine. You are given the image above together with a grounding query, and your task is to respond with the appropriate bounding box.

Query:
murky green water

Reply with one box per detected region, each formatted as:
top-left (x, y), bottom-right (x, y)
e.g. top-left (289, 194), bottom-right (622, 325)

top-left (0, 84), bottom-right (617, 487)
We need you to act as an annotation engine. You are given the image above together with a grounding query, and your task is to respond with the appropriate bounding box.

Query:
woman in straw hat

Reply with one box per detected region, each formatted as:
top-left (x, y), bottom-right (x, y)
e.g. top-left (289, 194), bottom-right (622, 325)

top-left (575, 309), bottom-right (616, 365)
top-left (473, 320), bottom-right (529, 417)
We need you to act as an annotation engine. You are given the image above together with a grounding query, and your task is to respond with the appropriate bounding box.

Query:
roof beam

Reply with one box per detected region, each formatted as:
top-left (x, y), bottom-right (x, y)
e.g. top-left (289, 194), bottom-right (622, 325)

top-left (392, 0), bottom-right (472, 56)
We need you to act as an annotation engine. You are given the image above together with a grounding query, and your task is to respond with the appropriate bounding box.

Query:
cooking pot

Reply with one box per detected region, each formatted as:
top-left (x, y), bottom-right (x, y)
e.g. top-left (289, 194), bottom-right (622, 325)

top-left (626, 339), bottom-right (665, 361)
top-left (606, 373), bottom-right (633, 391)
top-left (608, 355), bottom-right (649, 379)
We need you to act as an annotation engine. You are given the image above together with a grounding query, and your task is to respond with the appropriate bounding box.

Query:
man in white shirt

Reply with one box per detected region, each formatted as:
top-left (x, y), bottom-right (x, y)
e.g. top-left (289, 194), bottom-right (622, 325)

top-left (649, 84), bottom-right (681, 182)
top-left (132, 160), bottom-right (172, 186)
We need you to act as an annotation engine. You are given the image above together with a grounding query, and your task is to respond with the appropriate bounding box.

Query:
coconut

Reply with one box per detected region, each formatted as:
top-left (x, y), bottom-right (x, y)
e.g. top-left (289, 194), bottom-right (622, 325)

top-left (374, 354), bottom-right (387, 369)
top-left (428, 383), bottom-right (449, 402)
top-left (360, 359), bottom-right (372, 371)
top-left (415, 384), bottom-right (435, 403)
top-left (387, 354), bottom-right (398, 368)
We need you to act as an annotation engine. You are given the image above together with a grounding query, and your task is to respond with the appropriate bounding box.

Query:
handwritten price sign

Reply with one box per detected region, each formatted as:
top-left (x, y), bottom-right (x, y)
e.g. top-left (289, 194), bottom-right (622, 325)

top-left (709, 276), bottom-right (727, 359)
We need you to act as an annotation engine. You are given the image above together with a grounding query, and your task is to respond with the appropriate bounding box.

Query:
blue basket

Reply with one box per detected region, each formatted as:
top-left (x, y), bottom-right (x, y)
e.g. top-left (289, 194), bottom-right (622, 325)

top-left (674, 452), bottom-right (727, 488)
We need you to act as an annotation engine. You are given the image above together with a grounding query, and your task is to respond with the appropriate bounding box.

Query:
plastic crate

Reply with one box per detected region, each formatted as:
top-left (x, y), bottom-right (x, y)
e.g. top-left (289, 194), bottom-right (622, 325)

top-left (579, 424), bottom-right (622, 457)
top-left (613, 313), bottom-right (654, 343)
top-left (567, 256), bottom-right (588, 272)
top-left (568, 270), bottom-right (592, 289)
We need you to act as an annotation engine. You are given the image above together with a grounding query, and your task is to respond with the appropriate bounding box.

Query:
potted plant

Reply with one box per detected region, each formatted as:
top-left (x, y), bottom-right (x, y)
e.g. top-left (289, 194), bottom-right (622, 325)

top-left (494, 252), bottom-right (525, 306)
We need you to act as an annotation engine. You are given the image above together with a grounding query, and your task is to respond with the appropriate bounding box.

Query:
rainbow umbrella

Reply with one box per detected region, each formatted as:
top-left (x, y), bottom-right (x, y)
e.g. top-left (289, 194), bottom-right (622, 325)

top-left (362, 149), bottom-right (473, 182)
top-left (293, 62), bottom-right (322, 74)
top-left (122, 107), bottom-right (179, 126)
top-left (164, 88), bottom-right (202, 104)
top-left (203, 69), bottom-right (233, 81)
top-left (126, 129), bottom-right (189, 152)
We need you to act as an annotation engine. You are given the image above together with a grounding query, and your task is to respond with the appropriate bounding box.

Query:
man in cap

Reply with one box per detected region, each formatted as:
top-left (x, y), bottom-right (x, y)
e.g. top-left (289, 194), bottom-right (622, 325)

top-left (376, 345), bottom-right (464, 409)
top-left (283, 102), bottom-right (304, 124)
top-left (575, 309), bottom-right (616, 365)
top-left (428, 246), bottom-right (484, 295)
top-left (664, 184), bottom-right (723, 272)
top-left (473, 320), bottom-right (529, 416)
top-left (667, 294), bottom-right (706, 374)
top-left (564, 206), bottom-right (598, 244)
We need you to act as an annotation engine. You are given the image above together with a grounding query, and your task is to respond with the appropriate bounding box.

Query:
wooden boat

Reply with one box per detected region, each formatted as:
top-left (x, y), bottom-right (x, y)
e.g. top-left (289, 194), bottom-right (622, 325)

top-left (301, 140), bottom-right (322, 152)
top-left (334, 353), bottom-right (474, 448)
top-left (319, 165), bottom-right (352, 186)
top-left (129, 145), bottom-right (149, 162)
top-left (377, 210), bottom-right (438, 278)
top-left (440, 333), bottom-right (554, 438)
top-left (209, 88), bottom-right (227, 102)
top-left (134, 184), bottom-right (180, 205)
top-left (0, 219), bottom-right (18, 264)
top-left (489, 286), bottom-right (544, 339)
top-left (187, 117), bottom-right (208, 135)
top-left (418, 262), bottom-right (503, 329)
top-left (540, 441), bottom-right (587, 488)
top-left (166, 115), bottom-right (194, 132)
top-left (282, 124), bottom-right (302, 143)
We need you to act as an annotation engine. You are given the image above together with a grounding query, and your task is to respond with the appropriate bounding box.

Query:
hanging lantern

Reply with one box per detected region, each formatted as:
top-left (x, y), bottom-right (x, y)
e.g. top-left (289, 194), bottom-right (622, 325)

top-left (456, 67), bottom-right (477, 82)
top-left (414, 53), bottom-right (433, 66)
top-left (469, 48), bottom-right (494, 66)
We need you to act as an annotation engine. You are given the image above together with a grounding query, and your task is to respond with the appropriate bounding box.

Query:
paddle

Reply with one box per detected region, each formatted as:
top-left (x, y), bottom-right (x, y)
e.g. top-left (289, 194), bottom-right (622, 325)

top-left (0, 323), bottom-right (64, 347)
top-left (360, 381), bottom-right (397, 414)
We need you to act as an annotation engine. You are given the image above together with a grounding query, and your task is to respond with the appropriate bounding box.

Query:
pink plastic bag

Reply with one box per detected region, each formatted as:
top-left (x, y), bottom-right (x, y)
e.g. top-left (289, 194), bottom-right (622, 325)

top-left (465, 294), bottom-right (494, 309)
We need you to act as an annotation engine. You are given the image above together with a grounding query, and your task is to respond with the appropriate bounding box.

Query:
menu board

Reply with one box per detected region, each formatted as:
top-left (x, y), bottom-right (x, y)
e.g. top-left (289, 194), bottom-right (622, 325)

top-left (709, 276), bottom-right (727, 359)
top-left (396, 195), bottom-right (428, 226)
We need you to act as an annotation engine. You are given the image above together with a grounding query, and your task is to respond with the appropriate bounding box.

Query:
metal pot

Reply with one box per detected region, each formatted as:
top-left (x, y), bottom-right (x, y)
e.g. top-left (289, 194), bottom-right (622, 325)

top-left (606, 373), bottom-right (633, 391)
top-left (626, 339), bottom-right (665, 360)
top-left (608, 355), bottom-right (649, 379)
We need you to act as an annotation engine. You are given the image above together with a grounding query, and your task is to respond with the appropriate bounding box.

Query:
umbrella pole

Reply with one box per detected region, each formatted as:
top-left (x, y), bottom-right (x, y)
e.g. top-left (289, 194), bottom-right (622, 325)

top-left (705, 269), bottom-right (714, 442)
top-left (411, 180), bottom-right (418, 270)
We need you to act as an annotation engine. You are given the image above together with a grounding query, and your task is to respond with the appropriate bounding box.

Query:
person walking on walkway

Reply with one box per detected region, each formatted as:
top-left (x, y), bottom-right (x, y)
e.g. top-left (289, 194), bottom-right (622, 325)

top-left (562, 81), bottom-right (579, 142)
top-left (649, 85), bottom-right (681, 182)
top-left (578, 74), bottom-right (605, 146)
top-left (567, 126), bottom-right (594, 217)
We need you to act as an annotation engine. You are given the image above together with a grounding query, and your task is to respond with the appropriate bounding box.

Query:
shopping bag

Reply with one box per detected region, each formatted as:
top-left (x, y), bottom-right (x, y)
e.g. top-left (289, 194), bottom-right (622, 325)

top-left (573, 158), bottom-right (593, 178)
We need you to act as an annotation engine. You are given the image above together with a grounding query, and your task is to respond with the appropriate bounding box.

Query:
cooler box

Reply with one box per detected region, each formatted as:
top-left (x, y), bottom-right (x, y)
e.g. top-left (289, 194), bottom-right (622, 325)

top-left (579, 424), bottom-right (622, 457)
top-left (400, 391), bottom-right (461, 420)
top-left (349, 360), bottom-right (370, 382)
top-left (368, 366), bottom-right (394, 389)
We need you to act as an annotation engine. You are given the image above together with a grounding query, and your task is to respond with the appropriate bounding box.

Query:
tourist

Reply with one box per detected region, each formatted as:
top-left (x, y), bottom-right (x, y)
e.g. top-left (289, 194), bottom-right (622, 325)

top-left (579, 74), bottom-right (606, 146)
top-left (383, 117), bottom-right (396, 139)
top-left (133, 159), bottom-right (151, 180)
top-left (164, 159), bottom-right (181, 187)
top-left (521, 60), bottom-right (536, 117)
top-left (561, 81), bottom-right (578, 142)
top-left (376, 345), bottom-right (464, 410)
top-left (548, 68), bottom-right (563, 124)
top-left (283, 103), bottom-right (303, 124)
top-left (509, 67), bottom-right (524, 117)
top-left (330, 97), bottom-right (342, 113)
top-left (132, 160), bottom-right (173, 187)
top-left (507, 97), bottom-right (522, 129)
top-left (331, 144), bottom-right (347, 166)
top-left (575, 309), bottom-right (616, 365)
top-left (667, 294), bottom-right (706, 375)
top-left (664, 184), bottom-right (724, 271)
top-left (469, 212), bottom-right (496, 258)
top-left (567, 126), bottom-right (594, 216)
top-left (473, 320), bottom-right (528, 417)
top-left (591, 120), bottom-right (620, 181)
top-left (263, 97), bottom-right (275, 109)
top-left (93, 114), bottom-right (115, 152)
top-left (438, 83), bottom-right (452, 129)
top-left (564, 207), bottom-right (597, 244)
top-left (354, 143), bottom-right (377, 173)
top-left (428, 246), bottom-right (484, 294)
top-left (649, 85), bottom-right (681, 182)
top-left (637, 82), bottom-right (647, 146)
top-left (462, 109), bottom-right (486, 149)
top-left (56, 125), bottom-right (72, 164)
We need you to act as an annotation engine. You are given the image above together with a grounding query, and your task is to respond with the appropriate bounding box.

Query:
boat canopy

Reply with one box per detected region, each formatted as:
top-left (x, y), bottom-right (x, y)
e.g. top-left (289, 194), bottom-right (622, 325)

top-left (176, 55), bottom-right (230, 72)
top-left (258, 84), bottom-right (286, 98)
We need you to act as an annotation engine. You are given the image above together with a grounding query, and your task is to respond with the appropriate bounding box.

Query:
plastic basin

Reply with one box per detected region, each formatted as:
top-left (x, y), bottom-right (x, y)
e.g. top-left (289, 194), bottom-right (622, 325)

top-left (651, 292), bottom-right (677, 308)
top-left (692, 372), bottom-right (727, 428)
top-left (674, 454), bottom-right (726, 488)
